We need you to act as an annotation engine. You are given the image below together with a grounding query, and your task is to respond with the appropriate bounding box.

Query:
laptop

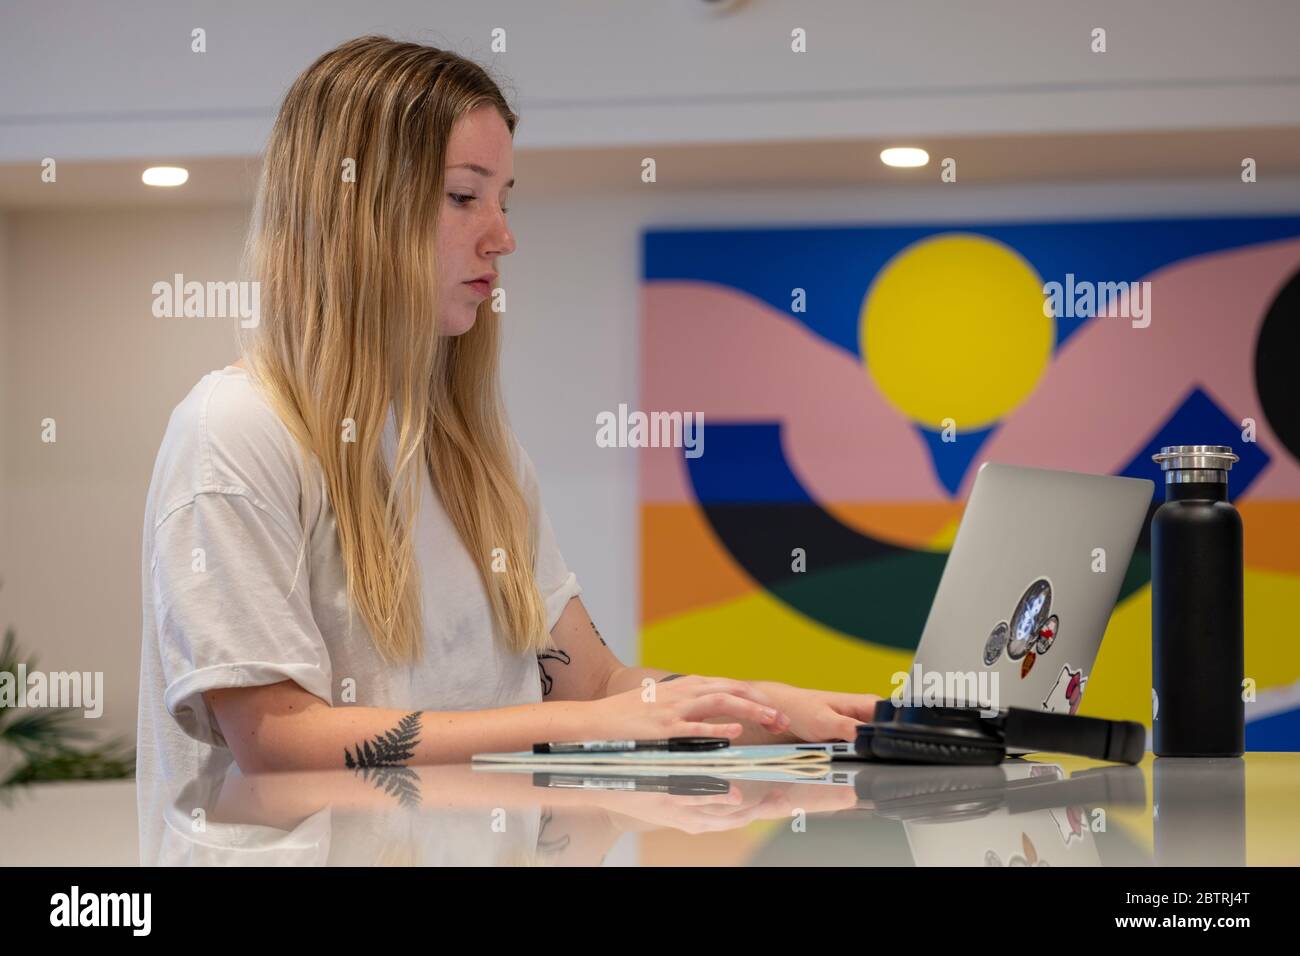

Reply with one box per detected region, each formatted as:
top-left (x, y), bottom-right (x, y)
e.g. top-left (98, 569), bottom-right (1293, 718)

top-left (807, 461), bottom-right (1154, 758)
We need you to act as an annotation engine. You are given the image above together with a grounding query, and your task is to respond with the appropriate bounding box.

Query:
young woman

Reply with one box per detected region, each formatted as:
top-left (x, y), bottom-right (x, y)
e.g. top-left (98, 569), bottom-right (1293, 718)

top-left (137, 36), bottom-right (880, 781)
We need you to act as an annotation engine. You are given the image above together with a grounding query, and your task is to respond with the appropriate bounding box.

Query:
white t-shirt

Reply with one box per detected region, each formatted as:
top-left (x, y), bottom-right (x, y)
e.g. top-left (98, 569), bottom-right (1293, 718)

top-left (135, 366), bottom-right (581, 822)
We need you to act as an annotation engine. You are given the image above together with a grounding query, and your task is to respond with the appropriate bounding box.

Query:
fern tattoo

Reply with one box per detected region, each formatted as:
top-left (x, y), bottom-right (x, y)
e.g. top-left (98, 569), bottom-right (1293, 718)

top-left (344, 712), bottom-right (422, 769)
top-left (353, 764), bottom-right (422, 810)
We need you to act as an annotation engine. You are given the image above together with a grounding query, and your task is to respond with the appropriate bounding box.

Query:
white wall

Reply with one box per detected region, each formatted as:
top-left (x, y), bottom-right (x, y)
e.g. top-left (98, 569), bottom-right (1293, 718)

top-left (1, 205), bottom-right (250, 745)
top-left (4, 175), bottom-right (1298, 745)
top-left (2, 0), bottom-right (1298, 162)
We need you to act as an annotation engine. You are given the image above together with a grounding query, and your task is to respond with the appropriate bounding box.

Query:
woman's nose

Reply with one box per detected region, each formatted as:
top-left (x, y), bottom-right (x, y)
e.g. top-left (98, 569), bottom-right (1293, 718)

top-left (481, 209), bottom-right (515, 257)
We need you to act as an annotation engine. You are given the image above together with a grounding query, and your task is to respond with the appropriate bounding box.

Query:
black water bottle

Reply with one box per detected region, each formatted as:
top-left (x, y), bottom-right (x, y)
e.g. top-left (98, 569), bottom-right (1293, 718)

top-left (1151, 445), bottom-right (1244, 757)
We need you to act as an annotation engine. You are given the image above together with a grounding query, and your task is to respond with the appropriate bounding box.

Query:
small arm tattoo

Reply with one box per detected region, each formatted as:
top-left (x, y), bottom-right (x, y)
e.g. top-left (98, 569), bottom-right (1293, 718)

top-left (537, 648), bottom-right (572, 697)
top-left (589, 619), bottom-right (607, 647)
top-left (343, 712), bottom-right (418, 764)
top-left (658, 673), bottom-right (686, 682)
top-left (344, 712), bottom-right (423, 808)
top-left (344, 712), bottom-right (422, 768)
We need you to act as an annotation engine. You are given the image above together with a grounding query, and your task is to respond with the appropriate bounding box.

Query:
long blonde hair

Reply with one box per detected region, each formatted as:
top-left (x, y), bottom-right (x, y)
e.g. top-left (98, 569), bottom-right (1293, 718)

top-left (237, 35), bottom-right (548, 663)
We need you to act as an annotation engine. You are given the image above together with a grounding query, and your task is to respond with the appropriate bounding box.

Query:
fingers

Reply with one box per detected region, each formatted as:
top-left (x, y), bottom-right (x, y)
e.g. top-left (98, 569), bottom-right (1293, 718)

top-left (680, 692), bottom-right (785, 728)
top-left (676, 676), bottom-right (777, 708)
top-left (671, 790), bottom-right (742, 807)
top-left (829, 693), bottom-right (882, 723)
top-left (658, 676), bottom-right (787, 727)
top-left (829, 714), bottom-right (861, 742)
top-left (679, 720), bottom-right (744, 738)
top-left (799, 706), bottom-right (864, 743)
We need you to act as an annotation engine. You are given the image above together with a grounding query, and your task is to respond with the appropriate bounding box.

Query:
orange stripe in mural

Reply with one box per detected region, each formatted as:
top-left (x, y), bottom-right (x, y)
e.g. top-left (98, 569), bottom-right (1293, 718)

top-left (641, 504), bottom-right (756, 625)
top-left (1239, 501), bottom-right (1300, 575)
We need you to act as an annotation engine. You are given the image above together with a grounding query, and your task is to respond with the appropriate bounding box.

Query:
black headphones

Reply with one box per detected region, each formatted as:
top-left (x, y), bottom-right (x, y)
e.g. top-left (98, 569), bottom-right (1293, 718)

top-left (856, 700), bottom-right (1145, 766)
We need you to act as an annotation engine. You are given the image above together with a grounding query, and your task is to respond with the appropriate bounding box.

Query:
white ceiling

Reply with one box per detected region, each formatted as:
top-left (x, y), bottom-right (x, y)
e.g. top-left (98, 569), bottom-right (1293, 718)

top-left (3, 0), bottom-right (1299, 163)
top-left (1, 126), bottom-right (1297, 209)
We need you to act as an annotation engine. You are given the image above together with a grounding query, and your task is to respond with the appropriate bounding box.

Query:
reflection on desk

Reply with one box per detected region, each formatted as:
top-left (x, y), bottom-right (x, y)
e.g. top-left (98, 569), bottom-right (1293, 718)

top-left (133, 753), bottom-right (1300, 866)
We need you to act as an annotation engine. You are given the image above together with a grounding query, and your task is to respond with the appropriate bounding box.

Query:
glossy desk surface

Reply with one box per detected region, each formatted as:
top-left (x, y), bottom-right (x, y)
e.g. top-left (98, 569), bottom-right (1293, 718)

top-left (5, 752), bottom-right (1295, 866)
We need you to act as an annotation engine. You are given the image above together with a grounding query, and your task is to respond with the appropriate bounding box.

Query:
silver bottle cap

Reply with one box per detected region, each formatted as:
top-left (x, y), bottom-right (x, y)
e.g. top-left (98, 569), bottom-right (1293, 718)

top-left (1151, 444), bottom-right (1238, 484)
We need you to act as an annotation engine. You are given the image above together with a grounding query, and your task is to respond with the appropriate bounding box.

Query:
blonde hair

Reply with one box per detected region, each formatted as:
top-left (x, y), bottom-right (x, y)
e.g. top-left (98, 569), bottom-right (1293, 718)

top-left (237, 35), bottom-right (548, 663)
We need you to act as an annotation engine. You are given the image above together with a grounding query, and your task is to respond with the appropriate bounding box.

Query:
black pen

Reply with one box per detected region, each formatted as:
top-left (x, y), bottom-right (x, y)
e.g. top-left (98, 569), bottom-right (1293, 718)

top-left (532, 736), bottom-right (731, 754)
top-left (534, 772), bottom-right (733, 796)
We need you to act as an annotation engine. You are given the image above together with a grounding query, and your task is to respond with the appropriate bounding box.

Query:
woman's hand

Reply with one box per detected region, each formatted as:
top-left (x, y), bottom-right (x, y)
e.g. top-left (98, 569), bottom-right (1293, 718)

top-left (586, 675), bottom-right (790, 740)
top-left (753, 682), bottom-right (882, 743)
top-left (595, 778), bottom-right (861, 837)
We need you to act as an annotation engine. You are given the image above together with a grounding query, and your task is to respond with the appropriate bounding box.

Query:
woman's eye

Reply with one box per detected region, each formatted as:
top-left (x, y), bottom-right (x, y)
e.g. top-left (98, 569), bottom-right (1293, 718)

top-left (449, 193), bottom-right (508, 215)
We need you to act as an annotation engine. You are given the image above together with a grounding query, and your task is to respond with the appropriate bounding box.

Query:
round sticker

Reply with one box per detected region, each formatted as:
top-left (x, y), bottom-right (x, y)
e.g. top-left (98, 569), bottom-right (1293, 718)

top-left (1007, 578), bottom-right (1052, 660)
top-left (984, 620), bottom-right (1009, 665)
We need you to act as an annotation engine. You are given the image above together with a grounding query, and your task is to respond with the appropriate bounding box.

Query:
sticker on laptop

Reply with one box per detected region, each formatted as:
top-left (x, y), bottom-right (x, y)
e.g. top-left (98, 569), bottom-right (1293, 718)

top-left (1042, 663), bottom-right (1088, 715)
top-left (981, 577), bottom-right (1060, 679)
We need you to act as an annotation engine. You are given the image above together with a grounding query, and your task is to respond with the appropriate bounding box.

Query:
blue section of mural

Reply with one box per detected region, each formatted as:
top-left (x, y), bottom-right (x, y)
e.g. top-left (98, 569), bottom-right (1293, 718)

top-left (1246, 706), bottom-right (1300, 752)
top-left (920, 424), bottom-right (997, 495)
top-left (1118, 387), bottom-right (1270, 503)
top-left (688, 423), bottom-right (812, 504)
top-left (644, 216), bottom-right (1300, 358)
top-left (691, 389), bottom-right (1271, 505)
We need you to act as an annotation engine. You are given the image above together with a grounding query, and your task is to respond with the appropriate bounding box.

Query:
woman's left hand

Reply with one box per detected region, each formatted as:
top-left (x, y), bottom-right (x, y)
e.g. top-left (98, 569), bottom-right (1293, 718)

top-left (756, 682), bottom-right (883, 743)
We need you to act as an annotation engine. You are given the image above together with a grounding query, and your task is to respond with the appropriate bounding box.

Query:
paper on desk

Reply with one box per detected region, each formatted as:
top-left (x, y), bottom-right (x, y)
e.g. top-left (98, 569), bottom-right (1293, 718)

top-left (473, 762), bottom-right (847, 782)
top-left (471, 742), bottom-right (832, 773)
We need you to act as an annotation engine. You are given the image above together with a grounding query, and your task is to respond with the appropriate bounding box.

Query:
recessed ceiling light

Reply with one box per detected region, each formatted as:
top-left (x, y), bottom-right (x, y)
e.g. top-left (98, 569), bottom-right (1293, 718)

top-left (142, 166), bottom-right (189, 187)
top-left (880, 147), bottom-right (930, 168)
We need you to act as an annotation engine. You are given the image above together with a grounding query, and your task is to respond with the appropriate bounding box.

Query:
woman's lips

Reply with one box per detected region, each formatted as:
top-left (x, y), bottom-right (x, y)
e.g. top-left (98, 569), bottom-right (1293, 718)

top-left (465, 279), bottom-right (491, 297)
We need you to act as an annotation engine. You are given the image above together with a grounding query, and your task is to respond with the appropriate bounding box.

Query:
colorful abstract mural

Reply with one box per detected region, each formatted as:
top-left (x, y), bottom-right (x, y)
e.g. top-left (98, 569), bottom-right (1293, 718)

top-left (639, 216), bottom-right (1300, 751)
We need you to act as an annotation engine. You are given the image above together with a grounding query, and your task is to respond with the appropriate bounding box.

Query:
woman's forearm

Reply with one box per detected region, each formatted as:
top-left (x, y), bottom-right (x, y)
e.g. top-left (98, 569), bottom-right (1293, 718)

top-left (209, 684), bottom-right (594, 773)
top-left (602, 665), bottom-right (678, 696)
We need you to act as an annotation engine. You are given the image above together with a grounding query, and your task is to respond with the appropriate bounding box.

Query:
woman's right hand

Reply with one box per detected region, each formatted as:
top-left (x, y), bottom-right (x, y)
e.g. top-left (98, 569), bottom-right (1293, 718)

top-left (585, 674), bottom-right (789, 740)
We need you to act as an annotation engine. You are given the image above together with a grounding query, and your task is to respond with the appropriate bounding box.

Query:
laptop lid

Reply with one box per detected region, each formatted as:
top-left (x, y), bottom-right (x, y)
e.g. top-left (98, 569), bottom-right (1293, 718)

top-left (907, 462), bottom-right (1153, 718)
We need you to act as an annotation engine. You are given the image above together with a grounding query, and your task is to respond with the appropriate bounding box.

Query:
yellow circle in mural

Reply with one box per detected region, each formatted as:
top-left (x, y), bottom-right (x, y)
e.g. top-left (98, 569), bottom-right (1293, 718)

top-left (861, 233), bottom-right (1054, 431)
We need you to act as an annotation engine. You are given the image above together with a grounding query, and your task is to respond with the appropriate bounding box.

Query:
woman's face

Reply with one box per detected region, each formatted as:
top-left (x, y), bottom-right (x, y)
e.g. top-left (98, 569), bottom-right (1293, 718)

top-left (436, 104), bottom-right (516, 336)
